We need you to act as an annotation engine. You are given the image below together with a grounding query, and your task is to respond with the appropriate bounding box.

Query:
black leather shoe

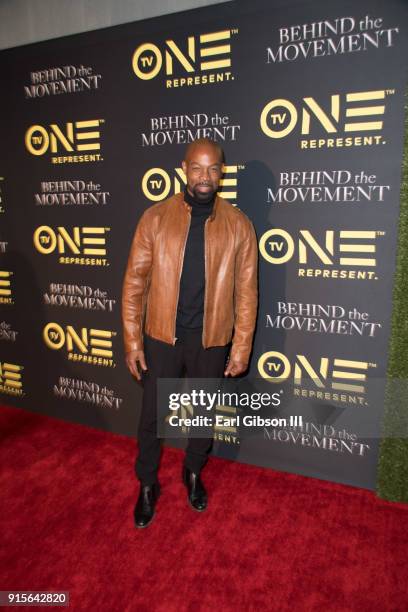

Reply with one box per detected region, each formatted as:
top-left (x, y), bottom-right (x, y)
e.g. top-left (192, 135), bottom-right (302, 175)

top-left (134, 482), bottom-right (160, 528)
top-left (182, 467), bottom-right (207, 512)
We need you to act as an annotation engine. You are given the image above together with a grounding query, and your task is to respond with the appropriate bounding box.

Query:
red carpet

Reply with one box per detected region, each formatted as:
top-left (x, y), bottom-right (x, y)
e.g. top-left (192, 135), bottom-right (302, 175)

top-left (1, 403), bottom-right (407, 612)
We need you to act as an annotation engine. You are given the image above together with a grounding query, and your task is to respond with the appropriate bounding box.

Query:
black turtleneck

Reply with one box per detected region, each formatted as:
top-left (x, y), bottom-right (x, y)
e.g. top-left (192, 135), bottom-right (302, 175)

top-left (175, 187), bottom-right (215, 339)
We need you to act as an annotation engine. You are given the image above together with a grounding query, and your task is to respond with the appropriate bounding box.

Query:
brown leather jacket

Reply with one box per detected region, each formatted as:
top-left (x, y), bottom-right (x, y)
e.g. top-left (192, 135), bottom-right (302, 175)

top-left (121, 191), bottom-right (258, 364)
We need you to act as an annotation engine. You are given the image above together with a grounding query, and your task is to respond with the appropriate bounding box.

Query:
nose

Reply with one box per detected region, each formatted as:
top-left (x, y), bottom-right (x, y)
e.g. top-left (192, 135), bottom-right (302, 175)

top-left (199, 168), bottom-right (210, 181)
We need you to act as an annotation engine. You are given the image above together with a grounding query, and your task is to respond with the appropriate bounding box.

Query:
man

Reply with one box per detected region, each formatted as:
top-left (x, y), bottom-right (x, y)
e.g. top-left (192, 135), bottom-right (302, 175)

top-left (122, 138), bottom-right (258, 528)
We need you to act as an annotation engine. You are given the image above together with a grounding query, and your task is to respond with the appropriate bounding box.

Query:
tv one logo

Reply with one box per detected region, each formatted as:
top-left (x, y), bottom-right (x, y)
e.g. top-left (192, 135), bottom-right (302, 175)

top-left (132, 29), bottom-right (236, 82)
top-left (259, 229), bottom-right (382, 267)
top-left (25, 119), bottom-right (104, 155)
top-left (258, 351), bottom-right (373, 394)
top-left (33, 226), bottom-right (109, 256)
top-left (260, 89), bottom-right (392, 138)
top-left (142, 165), bottom-right (242, 202)
top-left (43, 323), bottom-right (115, 359)
top-left (0, 361), bottom-right (24, 396)
top-left (0, 271), bottom-right (13, 304)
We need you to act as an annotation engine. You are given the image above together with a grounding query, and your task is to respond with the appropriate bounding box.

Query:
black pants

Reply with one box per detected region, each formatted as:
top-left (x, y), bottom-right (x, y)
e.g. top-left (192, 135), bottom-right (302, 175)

top-left (135, 332), bottom-right (230, 485)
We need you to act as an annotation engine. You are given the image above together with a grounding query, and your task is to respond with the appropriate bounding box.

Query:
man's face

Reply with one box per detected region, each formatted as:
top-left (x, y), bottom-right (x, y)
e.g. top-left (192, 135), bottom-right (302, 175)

top-left (182, 145), bottom-right (223, 203)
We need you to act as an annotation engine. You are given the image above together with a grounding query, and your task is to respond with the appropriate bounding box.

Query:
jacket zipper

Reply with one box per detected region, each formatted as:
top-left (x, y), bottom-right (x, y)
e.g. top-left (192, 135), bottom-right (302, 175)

top-left (202, 217), bottom-right (209, 349)
top-left (173, 211), bottom-right (191, 345)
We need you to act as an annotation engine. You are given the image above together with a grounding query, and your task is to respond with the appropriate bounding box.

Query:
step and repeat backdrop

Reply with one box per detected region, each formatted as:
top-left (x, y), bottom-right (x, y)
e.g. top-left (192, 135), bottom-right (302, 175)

top-left (1, 0), bottom-right (407, 489)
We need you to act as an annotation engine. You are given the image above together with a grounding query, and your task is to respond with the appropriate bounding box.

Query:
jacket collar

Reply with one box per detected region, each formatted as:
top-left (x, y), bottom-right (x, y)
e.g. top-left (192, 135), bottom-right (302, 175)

top-left (178, 191), bottom-right (220, 221)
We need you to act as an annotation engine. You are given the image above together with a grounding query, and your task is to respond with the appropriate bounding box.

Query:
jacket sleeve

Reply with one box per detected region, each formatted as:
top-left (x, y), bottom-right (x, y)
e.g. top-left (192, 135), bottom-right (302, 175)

top-left (230, 217), bottom-right (258, 365)
top-left (121, 210), bottom-right (154, 353)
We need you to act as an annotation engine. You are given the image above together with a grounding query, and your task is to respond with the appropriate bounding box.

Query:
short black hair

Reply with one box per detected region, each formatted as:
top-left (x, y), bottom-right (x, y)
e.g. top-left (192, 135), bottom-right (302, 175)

top-left (184, 137), bottom-right (225, 164)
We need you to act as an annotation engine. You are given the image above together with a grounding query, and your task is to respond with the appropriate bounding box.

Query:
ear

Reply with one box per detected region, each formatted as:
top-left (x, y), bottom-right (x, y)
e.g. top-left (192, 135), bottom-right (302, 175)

top-left (181, 160), bottom-right (187, 173)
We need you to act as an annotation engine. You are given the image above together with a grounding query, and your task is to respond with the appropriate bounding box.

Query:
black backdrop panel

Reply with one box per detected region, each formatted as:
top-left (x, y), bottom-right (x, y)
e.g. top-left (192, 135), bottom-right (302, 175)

top-left (1, 0), bottom-right (407, 489)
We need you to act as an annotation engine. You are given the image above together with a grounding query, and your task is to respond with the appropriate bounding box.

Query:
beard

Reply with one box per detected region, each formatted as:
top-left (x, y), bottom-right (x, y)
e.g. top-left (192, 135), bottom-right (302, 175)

top-left (192, 183), bottom-right (217, 203)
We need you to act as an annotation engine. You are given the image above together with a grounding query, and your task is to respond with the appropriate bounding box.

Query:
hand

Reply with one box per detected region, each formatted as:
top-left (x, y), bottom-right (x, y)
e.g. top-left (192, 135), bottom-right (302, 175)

top-left (224, 358), bottom-right (248, 377)
top-left (125, 349), bottom-right (148, 381)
